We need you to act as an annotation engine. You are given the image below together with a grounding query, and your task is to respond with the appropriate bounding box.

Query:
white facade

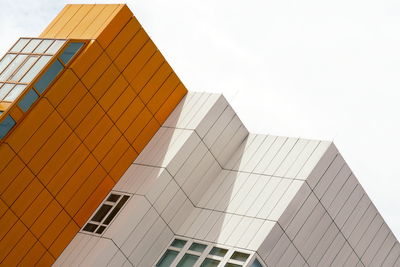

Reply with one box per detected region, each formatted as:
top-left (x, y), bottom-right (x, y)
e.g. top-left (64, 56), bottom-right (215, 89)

top-left (54, 92), bottom-right (400, 267)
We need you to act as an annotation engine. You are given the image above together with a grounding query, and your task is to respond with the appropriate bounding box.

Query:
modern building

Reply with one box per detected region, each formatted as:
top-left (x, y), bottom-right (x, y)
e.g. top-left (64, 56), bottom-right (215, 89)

top-left (0, 4), bottom-right (398, 267)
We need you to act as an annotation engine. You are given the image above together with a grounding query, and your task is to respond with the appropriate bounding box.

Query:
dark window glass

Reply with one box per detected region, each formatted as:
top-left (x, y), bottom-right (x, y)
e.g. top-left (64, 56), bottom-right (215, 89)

top-left (91, 204), bottom-right (113, 222)
top-left (82, 223), bottom-right (98, 232)
top-left (18, 88), bottom-right (39, 112)
top-left (156, 249), bottom-right (179, 267)
top-left (107, 193), bottom-right (121, 203)
top-left (200, 258), bottom-right (220, 267)
top-left (60, 42), bottom-right (84, 64)
top-left (176, 253), bottom-right (199, 267)
top-left (35, 59), bottom-right (63, 94)
top-left (95, 225), bottom-right (106, 234)
top-left (189, 242), bottom-right (207, 253)
top-left (230, 252), bottom-right (249, 262)
top-left (250, 259), bottom-right (262, 267)
top-left (103, 195), bottom-right (129, 225)
top-left (225, 263), bottom-right (241, 267)
top-left (171, 239), bottom-right (187, 248)
top-left (0, 115), bottom-right (15, 139)
top-left (209, 247), bottom-right (228, 257)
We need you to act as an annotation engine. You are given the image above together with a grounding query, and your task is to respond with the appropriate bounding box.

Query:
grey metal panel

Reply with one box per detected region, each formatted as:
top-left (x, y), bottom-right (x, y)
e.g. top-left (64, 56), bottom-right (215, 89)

top-left (361, 223), bottom-right (390, 266)
top-left (307, 223), bottom-right (339, 266)
top-left (370, 232), bottom-right (397, 266)
top-left (313, 153), bottom-right (344, 199)
top-left (316, 231), bottom-right (345, 267)
top-left (381, 242), bottom-right (400, 267)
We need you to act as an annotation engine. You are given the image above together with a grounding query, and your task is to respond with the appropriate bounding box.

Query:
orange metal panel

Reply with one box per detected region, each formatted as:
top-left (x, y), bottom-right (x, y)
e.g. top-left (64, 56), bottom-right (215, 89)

top-left (45, 69), bottom-right (80, 107)
top-left (0, 144), bottom-right (15, 174)
top-left (65, 92), bottom-right (96, 129)
top-left (56, 5), bottom-right (93, 38)
top-left (0, 209), bottom-right (18, 240)
top-left (1, 230), bottom-right (36, 267)
top-left (19, 241), bottom-right (46, 266)
top-left (48, 220), bottom-right (79, 258)
top-left (40, 5), bottom-right (70, 37)
top-left (9, 105), bottom-right (24, 121)
top-left (83, 114), bottom-right (113, 151)
top-left (106, 17), bottom-right (141, 60)
top-left (92, 126), bottom-right (121, 162)
top-left (46, 144), bottom-right (90, 196)
top-left (39, 211), bottom-right (70, 248)
top-left (115, 96), bottom-right (145, 133)
top-left (73, 176), bottom-right (114, 227)
top-left (0, 155), bottom-right (24, 194)
top-left (80, 5), bottom-right (119, 41)
top-left (0, 199), bottom-right (7, 218)
top-left (55, 154), bottom-right (98, 207)
top-left (124, 107), bottom-right (153, 144)
top-left (68, 5), bottom-right (107, 38)
top-left (6, 99), bottom-right (54, 152)
top-left (1, 167), bottom-right (34, 207)
top-left (10, 178), bottom-right (43, 217)
top-left (70, 40), bottom-right (103, 78)
top-left (155, 83), bottom-right (187, 125)
top-left (81, 53), bottom-right (112, 88)
top-left (89, 63), bottom-right (119, 100)
top-left (0, 220), bottom-right (27, 262)
top-left (123, 40), bottom-right (156, 85)
top-left (36, 252), bottom-right (55, 267)
top-left (108, 86), bottom-right (137, 123)
top-left (30, 199), bottom-right (62, 238)
top-left (42, 5), bottom-right (82, 38)
top-left (74, 104), bottom-right (105, 140)
top-left (18, 111), bottom-right (63, 164)
top-left (139, 62), bottom-right (173, 104)
top-left (64, 165), bottom-right (107, 216)
top-left (133, 117), bottom-right (160, 152)
top-left (37, 133), bottom-right (81, 186)
top-left (101, 135), bottom-right (130, 173)
top-left (28, 122), bottom-right (72, 176)
top-left (95, 5), bottom-right (133, 49)
top-left (114, 28), bottom-right (149, 71)
top-left (131, 51), bottom-right (164, 94)
top-left (109, 146), bottom-right (138, 182)
top-left (20, 188), bottom-right (52, 227)
top-left (147, 72), bottom-right (180, 114)
top-left (98, 74), bottom-right (129, 111)
top-left (56, 80), bottom-right (87, 119)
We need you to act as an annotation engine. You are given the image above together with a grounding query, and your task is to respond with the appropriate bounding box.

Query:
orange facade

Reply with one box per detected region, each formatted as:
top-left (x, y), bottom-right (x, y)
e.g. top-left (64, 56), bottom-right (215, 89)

top-left (0, 4), bottom-right (187, 266)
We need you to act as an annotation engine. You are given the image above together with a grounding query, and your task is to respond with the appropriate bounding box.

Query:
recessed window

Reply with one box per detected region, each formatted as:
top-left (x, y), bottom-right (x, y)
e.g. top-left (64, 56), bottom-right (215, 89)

top-left (81, 192), bottom-right (130, 235)
top-left (230, 252), bottom-right (249, 262)
top-left (0, 115), bottom-right (15, 138)
top-left (189, 242), bottom-right (207, 253)
top-left (200, 258), bottom-right (220, 267)
top-left (59, 42), bottom-right (84, 64)
top-left (209, 247), bottom-right (228, 257)
top-left (35, 59), bottom-right (63, 94)
top-left (171, 239), bottom-right (187, 248)
top-left (157, 250), bottom-right (179, 267)
top-left (176, 254), bottom-right (199, 267)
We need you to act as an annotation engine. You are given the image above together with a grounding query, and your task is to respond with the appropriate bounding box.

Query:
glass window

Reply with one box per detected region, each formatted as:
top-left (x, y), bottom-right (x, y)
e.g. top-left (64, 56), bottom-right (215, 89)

top-left (230, 252), bottom-right (249, 262)
top-left (176, 254), bottom-right (199, 267)
top-left (91, 204), bottom-right (113, 222)
top-left (0, 115), bottom-right (15, 139)
top-left (82, 223), bottom-right (98, 232)
top-left (156, 249), bottom-right (179, 267)
top-left (0, 55), bottom-right (28, 81)
top-left (21, 39), bottom-right (41, 53)
top-left (9, 56), bottom-right (38, 82)
top-left (0, 84), bottom-right (15, 101)
top-left (103, 195), bottom-right (129, 225)
top-left (107, 194), bottom-right (121, 203)
top-left (250, 259), bottom-right (263, 267)
top-left (10, 38), bottom-right (30, 53)
top-left (209, 247), bottom-right (228, 257)
top-left (46, 40), bottom-right (66, 55)
top-left (171, 239), bottom-right (187, 248)
top-left (225, 263), bottom-right (241, 267)
top-left (18, 88), bottom-right (39, 112)
top-left (35, 59), bottom-right (63, 94)
top-left (0, 54), bottom-right (16, 75)
top-left (33, 39), bottom-right (54, 54)
top-left (4, 84), bottom-right (27, 102)
top-left (189, 242), bottom-right (207, 253)
top-left (60, 42), bottom-right (84, 64)
top-left (200, 258), bottom-right (220, 267)
top-left (20, 55), bottom-right (52, 84)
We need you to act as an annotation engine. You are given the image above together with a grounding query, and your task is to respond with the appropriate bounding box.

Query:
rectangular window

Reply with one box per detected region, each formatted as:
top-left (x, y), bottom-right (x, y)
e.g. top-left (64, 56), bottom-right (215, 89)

top-left (0, 54), bottom-right (28, 81)
top-left (81, 192), bottom-right (130, 235)
top-left (157, 250), bottom-right (179, 267)
top-left (9, 55), bottom-right (39, 82)
top-left (33, 39), bottom-right (54, 54)
top-left (0, 115), bottom-right (15, 138)
top-left (0, 83), bottom-right (15, 101)
top-left (59, 42), bottom-right (84, 64)
top-left (4, 84), bottom-right (27, 102)
top-left (35, 59), bottom-right (63, 94)
top-left (18, 88), bottom-right (39, 112)
top-left (0, 54), bottom-right (16, 75)
top-left (176, 254), bottom-right (199, 267)
top-left (20, 55), bottom-right (52, 84)
top-left (46, 40), bottom-right (66, 55)
top-left (200, 258), bottom-right (220, 267)
top-left (10, 38), bottom-right (29, 53)
top-left (21, 39), bottom-right (41, 53)
top-left (230, 252), bottom-right (249, 262)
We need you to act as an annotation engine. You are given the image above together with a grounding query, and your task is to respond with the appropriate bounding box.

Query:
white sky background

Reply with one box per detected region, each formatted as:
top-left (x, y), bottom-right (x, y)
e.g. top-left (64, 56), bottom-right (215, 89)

top-left (0, 0), bottom-right (399, 239)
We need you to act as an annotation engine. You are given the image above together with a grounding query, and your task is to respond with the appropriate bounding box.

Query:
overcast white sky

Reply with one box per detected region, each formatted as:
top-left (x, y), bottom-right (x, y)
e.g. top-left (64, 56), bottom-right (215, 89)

top-left (1, 0), bottom-right (399, 239)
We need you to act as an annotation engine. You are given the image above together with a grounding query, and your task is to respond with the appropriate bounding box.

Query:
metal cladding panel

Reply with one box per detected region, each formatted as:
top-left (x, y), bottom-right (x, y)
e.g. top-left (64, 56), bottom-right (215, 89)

top-left (0, 4), bottom-right (187, 266)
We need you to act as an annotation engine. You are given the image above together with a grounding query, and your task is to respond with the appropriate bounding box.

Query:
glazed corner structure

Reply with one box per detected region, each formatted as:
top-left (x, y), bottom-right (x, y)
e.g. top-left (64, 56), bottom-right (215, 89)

top-left (0, 4), bottom-right (399, 267)
top-left (0, 4), bottom-right (186, 266)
